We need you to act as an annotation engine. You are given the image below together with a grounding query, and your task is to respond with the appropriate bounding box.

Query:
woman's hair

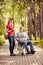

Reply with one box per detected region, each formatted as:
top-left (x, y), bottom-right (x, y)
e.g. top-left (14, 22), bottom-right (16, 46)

top-left (8, 18), bottom-right (13, 25)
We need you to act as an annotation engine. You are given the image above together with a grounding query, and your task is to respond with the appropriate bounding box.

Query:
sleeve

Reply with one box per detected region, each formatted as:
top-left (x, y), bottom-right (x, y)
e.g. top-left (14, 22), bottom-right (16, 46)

top-left (6, 25), bottom-right (8, 33)
top-left (6, 25), bottom-right (8, 29)
top-left (16, 33), bottom-right (19, 40)
top-left (6, 25), bottom-right (9, 30)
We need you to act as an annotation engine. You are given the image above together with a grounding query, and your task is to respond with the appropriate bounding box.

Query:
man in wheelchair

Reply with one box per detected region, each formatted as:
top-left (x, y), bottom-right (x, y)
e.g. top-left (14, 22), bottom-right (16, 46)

top-left (16, 27), bottom-right (35, 54)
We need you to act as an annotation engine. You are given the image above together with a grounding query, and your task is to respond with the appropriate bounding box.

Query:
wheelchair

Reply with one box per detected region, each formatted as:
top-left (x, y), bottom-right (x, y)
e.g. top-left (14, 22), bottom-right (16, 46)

top-left (14, 40), bottom-right (29, 55)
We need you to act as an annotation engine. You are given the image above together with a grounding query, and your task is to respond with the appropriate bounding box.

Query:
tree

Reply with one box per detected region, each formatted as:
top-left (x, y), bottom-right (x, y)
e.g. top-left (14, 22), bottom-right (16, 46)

top-left (0, 0), bottom-right (43, 38)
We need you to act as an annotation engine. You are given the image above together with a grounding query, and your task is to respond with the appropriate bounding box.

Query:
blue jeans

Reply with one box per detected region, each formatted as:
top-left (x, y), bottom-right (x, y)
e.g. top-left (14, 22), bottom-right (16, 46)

top-left (21, 40), bottom-right (34, 50)
top-left (8, 36), bottom-right (15, 54)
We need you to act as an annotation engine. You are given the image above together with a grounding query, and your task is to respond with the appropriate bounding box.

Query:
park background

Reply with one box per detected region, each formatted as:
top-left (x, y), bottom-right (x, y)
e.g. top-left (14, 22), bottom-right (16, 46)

top-left (0, 0), bottom-right (43, 47)
top-left (0, 0), bottom-right (43, 65)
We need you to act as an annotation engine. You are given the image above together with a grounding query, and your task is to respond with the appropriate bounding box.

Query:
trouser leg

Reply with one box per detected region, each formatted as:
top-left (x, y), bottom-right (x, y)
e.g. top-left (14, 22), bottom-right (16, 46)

top-left (12, 36), bottom-right (15, 52)
top-left (27, 40), bottom-right (34, 50)
top-left (22, 41), bottom-right (28, 50)
top-left (8, 36), bottom-right (15, 54)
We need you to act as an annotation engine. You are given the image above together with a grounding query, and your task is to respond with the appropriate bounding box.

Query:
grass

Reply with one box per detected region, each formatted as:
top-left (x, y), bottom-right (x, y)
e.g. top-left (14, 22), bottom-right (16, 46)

top-left (32, 38), bottom-right (43, 48)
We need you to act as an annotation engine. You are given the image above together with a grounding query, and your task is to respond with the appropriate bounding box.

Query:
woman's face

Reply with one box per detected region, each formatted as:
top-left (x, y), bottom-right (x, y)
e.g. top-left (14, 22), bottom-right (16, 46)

top-left (9, 20), bottom-right (13, 25)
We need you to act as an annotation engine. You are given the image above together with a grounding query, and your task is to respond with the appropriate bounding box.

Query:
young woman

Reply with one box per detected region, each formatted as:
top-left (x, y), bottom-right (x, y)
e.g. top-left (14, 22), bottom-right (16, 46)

top-left (6, 18), bottom-right (16, 56)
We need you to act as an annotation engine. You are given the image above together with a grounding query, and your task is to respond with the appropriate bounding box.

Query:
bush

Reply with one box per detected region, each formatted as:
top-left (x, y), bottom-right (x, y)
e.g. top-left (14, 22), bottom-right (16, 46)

top-left (32, 38), bottom-right (43, 48)
top-left (0, 36), bottom-right (5, 46)
top-left (38, 39), bottom-right (43, 48)
top-left (0, 30), bottom-right (3, 35)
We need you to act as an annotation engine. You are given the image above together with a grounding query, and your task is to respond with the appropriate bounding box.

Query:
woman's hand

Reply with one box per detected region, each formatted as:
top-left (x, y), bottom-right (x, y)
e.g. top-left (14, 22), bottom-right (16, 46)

top-left (6, 29), bottom-right (12, 33)
top-left (8, 30), bottom-right (12, 32)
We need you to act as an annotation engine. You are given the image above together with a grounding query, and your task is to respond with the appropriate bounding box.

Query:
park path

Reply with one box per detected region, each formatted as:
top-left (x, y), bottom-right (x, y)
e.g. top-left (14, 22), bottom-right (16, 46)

top-left (0, 40), bottom-right (43, 65)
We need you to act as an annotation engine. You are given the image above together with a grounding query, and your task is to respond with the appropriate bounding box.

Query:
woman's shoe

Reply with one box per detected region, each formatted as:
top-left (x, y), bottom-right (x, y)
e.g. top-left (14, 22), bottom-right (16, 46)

top-left (10, 53), bottom-right (16, 56)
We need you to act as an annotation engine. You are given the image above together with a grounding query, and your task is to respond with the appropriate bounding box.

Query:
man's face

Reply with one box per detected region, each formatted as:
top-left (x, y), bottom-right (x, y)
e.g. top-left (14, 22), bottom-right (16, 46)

top-left (20, 27), bottom-right (23, 32)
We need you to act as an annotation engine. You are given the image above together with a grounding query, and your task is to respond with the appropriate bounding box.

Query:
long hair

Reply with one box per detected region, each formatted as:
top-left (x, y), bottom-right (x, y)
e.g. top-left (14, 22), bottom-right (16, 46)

top-left (8, 18), bottom-right (13, 25)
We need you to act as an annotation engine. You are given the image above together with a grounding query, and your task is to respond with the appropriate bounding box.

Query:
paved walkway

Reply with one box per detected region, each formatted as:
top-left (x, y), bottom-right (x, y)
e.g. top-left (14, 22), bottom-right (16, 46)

top-left (0, 40), bottom-right (43, 65)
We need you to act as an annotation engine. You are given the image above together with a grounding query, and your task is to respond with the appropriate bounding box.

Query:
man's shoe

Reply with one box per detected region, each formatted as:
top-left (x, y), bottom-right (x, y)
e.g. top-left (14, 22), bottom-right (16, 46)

top-left (26, 51), bottom-right (30, 54)
top-left (26, 49), bottom-right (30, 54)
top-left (21, 52), bottom-right (24, 55)
top-left (31, 50), bottom-right (36, 54)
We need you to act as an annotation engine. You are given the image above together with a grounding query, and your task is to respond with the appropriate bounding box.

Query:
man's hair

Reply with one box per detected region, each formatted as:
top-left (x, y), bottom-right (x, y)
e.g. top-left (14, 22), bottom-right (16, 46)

top-left (20, 26), bottom-right (25, 31)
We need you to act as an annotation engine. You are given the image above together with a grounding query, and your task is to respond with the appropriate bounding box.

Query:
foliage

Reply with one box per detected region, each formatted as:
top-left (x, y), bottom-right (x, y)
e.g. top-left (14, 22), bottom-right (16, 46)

top-left (0, 19), bottom-right (5, 35)
top-left (0, 36), bottom-right (5, 46)
top-left (32, 38), bottom-right (43, 48)
top-left (0, 0), bottom-right (43, 37)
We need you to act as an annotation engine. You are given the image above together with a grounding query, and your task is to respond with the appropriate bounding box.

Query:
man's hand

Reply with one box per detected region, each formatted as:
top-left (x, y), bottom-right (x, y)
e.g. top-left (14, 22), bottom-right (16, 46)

top-left (17, 40), bottom-right (20, 43)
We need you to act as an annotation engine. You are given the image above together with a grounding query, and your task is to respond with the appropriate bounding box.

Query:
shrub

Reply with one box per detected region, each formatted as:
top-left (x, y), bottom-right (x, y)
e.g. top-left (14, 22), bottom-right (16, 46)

top-left (32, 38), bottom-right (43, 48)
top-left (38, 39), bottom-right (43, 48)
top-left (0, 36), bottom-right (5, 46)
